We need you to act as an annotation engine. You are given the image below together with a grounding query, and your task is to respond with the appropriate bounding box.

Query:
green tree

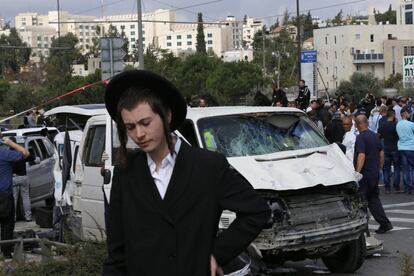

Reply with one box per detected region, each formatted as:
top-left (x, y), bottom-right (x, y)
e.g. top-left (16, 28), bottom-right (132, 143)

top-left (332, 9), bottom-right (343, 25)
top-left (384, 73), bottom-right (402, 88)
top-left (47, 33), bottom-right (82, 81)
top-left (252, 29), bottom-right (298, 86)
top-left (303, 11), bottom-right (315, 40)
top-left (196, 13), bottom-right (206, 54)
top-left (174, 53), bottom-right (220, 97)
top-left (207, 62), bottom-right (266, 105)
top-left (375, 4), bottom-right (396, 24)
top-left (0, 79), bottom-right (10, 104)
top-left (0, 28), bottom-right (31, 78)
top-left (336, 72), bottom-right (383, 103)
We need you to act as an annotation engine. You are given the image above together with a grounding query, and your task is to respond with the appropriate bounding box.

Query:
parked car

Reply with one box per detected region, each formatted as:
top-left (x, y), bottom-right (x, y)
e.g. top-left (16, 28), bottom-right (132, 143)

top-left (0, 136), bottom-right (57, 214)
top-left (2, 127), bottom-right (58, 140)
top-left (62, 106), bottom-right (368, 273)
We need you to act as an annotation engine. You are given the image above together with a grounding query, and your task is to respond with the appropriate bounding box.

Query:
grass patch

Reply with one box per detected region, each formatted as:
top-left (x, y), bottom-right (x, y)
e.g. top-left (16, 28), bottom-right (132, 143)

top-left (0, 241), bottom-right (107, 276)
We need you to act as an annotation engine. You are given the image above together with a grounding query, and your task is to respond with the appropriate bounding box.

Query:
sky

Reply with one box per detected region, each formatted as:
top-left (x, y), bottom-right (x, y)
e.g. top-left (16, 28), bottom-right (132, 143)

top-left (0, 0), bottom-right (395, 26)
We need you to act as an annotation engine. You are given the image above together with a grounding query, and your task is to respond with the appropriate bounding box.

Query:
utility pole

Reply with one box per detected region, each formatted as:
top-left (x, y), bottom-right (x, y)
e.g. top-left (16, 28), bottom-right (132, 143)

top-left (262, 30), bottom-right (266, 76)
top-left (296, 0), bottom-right (301, 83)
top-left (137, 0), bottom-right (145, 69)
top-left (57, 0), bottom-right (61, 41)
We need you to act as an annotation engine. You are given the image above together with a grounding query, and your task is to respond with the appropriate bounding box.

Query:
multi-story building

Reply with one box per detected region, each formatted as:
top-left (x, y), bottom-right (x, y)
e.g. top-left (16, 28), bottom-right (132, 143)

top-left (16, 9), bottom-right (244, 62)
top-left (242, 17), bottom-right (264, 49)
top-left (314, 0), bottom-right (414, 92)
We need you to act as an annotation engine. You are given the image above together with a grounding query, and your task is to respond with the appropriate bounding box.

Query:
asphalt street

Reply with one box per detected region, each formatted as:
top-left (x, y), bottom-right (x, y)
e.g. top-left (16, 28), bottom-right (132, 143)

top-left (262, 185), bottom-right (414, 276)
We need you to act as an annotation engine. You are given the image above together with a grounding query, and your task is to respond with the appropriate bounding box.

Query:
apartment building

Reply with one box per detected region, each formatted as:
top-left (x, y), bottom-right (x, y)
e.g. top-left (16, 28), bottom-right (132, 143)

top-left (243, 17), bottom-right (264, 49)
top-left (314, 0), bottom-right (414, 92)
top-left (15, 9), bottom-right (245, 63)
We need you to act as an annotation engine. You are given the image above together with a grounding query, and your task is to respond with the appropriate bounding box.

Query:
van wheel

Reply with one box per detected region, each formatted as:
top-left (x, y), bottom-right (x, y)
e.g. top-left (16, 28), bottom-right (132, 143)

top-left (322, 233), bottom-right (366, 273)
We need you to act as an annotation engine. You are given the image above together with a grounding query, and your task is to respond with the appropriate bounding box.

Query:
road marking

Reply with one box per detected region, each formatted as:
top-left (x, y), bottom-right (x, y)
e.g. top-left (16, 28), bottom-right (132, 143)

top-left (369, 224), bottom-right (411, 231)
top-left (371, 217), bottom-right (414, 223)
top-left (385, 209), bottom-right (414, 215)
top-left (383, 201), bottom-right (414, 209)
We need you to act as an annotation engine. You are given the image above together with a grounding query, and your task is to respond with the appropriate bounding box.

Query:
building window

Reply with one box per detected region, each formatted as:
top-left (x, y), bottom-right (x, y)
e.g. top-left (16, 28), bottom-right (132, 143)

top-left (335, 51), bottom-right (337, 59)
top-left (406, 11), bottom-right (413, 24)
top-left (356, 65), bottom-right (361, 71)
top-left (370, 34), bottom-right (374, 42)
top-left (85, 32), bottom-right (89, 36)
top-left (208, 47), bottom-right (213, 51)
top-left (130, 25), bottom-right (135, 29)
top-left (86, 39), bottom-right (90, 43)
top-left (167, 35), bottom-right (171, 40)
top-left (177, 42), bottom-right (182, 46)
top-left (167, 42), bottom-right (172, 47)
top-left (388, 34), bottom-right (393, 39)
top-left (207, 33), bottom-right (213, 38)
top-left (325, 52), bottom-right (328, 60)
top-left (187, 41), bottom-right (192, 46)
top-left (325, 36), bottom-right (328, 45)
top-left (37, 36), bottom-right (42, 41)
top-left (407, 4), bottom-right (413, 9)
top-left (355, 33), bottom-right (360, 40)
top-left (131, 31), bottom-right (135, 36)
top-left (404, 46), bottom-right (414, 56)
top-left (85, 26), bottom-right (89, 29)
top-left (187, 34), bottom-right (192, 39)
top-left (392, 63), bottom-right (396, 75)
top-left (121, 25), bottom-right (125, 29)
top-left (131, 38), bottom-right (135, 42)
top-left (79, 25), bottom-right (83, 29)
top-left (177, 35), bottom-right (182, 39)
top-left (207, 40), bottom-right (213, 45)
top-left (334, 36), bottom-right (337, 44)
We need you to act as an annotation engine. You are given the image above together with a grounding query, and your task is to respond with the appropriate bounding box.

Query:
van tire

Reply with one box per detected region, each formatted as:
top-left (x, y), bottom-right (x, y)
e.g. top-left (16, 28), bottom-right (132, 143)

top-left (322, 233), bottom-right (366, 273)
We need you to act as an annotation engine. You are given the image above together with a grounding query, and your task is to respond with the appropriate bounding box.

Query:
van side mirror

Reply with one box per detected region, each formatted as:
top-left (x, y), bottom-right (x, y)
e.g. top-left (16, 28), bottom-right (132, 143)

top-left (103, 169), bottom-right (112, 185)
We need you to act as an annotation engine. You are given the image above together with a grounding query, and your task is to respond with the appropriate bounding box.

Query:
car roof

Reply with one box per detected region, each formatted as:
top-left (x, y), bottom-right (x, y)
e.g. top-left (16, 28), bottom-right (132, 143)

top-left (186, 106), bottom-right (304, 122)
top-left (44, 104), bottom-right (106, 117)
top-left (2, 127), bottom-right (58, 137)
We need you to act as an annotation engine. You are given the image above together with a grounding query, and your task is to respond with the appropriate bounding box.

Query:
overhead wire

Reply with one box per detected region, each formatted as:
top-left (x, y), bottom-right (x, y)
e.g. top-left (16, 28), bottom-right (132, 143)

top-left (255, 0), bottom-right (367, 21)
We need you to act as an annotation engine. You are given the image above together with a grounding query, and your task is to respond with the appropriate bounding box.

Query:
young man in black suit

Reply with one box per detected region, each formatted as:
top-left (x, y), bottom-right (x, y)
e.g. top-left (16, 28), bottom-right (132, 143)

top-left (102, 70), bottom-right (270, 276)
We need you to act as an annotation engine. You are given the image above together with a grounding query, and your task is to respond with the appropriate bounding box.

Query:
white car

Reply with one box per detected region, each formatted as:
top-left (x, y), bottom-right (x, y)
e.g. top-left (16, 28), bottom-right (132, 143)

top-left (65, 106), bottom-right (368, 273)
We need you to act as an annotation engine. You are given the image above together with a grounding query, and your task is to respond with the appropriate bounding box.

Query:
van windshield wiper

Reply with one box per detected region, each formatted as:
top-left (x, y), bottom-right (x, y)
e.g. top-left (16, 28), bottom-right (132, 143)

top-left (255, 150), bottom-right (327, 162)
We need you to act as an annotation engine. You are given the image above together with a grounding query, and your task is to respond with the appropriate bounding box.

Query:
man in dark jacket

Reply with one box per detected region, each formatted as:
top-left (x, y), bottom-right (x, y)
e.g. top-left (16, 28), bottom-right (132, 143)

top-left (324, 113), bottom-right (345, 144)
top-left (103, 70), bottom-right (271, 276)
top-left (271, 84), bottom-right (288, 107)
top-left (295, 79), bottom-right (311, 111)
top-left (0, 135), bottom-right (29, 257)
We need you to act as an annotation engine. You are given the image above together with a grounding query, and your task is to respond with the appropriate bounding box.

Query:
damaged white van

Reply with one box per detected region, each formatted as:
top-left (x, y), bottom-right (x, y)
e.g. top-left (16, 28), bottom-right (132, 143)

top-left (72, 106), bottom-right (368, 273)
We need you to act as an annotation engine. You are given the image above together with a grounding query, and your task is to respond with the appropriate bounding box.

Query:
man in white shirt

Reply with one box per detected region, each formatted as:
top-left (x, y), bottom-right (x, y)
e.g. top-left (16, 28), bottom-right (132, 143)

top-left (342, 116), bottom-right (357, 163)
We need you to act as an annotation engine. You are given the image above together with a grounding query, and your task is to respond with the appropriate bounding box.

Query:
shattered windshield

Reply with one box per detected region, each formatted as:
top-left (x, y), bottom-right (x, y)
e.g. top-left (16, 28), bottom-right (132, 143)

top-left (198, 113), bottom-right (327, 157)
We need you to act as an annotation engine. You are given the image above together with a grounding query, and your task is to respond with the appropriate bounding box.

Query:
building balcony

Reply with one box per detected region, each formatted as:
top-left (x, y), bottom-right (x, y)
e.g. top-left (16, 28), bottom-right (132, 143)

top-left (353, 53), bottom-right (384, 64)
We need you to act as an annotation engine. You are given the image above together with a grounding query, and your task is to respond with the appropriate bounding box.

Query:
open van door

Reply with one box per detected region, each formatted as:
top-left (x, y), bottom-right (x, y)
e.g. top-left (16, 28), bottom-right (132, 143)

top-left (78, 115), bottom-right (107, 240)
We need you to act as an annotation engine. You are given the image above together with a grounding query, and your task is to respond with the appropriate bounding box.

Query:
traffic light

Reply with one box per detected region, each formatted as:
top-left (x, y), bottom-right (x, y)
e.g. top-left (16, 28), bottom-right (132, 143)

top-left (100, 37), bottom-right (126, 81)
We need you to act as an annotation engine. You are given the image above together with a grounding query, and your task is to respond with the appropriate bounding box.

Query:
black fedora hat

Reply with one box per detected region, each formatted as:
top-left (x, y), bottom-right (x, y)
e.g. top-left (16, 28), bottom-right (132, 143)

top-left (105, 70), bottom-right (187, 131)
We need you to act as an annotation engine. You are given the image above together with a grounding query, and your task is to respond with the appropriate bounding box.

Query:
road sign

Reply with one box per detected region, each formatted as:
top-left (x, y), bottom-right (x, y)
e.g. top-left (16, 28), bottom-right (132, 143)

top-left (301, 50), bottom-right (317, 63)
top-left (100, 37), bottom-right (126, 81)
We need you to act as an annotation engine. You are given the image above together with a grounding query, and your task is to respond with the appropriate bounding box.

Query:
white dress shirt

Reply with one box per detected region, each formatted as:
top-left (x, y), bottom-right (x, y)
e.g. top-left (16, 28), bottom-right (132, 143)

top-left (146, 138), bottom-right (182, 199)
top-left (342, 130), bottom-right (357, 163)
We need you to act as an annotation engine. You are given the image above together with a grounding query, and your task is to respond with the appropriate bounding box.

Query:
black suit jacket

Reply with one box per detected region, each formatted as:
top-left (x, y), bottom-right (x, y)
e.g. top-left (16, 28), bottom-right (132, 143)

top-left (102, 142), bottom-right (270, 276)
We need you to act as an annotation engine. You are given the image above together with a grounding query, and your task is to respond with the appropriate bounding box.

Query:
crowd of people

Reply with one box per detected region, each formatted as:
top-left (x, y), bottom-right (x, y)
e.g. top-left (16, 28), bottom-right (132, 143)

top-left (298, 89), bottom-right (414, 234)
